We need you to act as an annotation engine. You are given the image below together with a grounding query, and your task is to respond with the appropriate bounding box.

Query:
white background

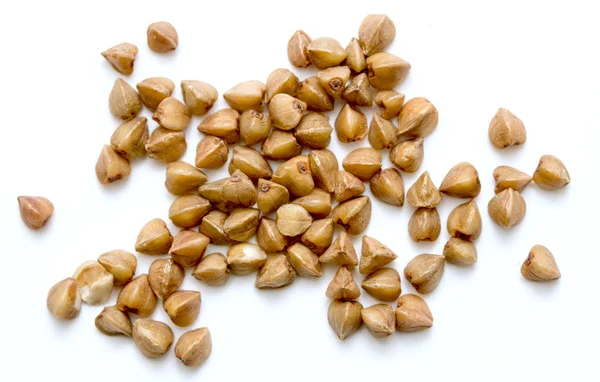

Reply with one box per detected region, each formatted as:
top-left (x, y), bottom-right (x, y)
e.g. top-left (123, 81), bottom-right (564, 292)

top-left (1, 0), bottom-right (598, 381)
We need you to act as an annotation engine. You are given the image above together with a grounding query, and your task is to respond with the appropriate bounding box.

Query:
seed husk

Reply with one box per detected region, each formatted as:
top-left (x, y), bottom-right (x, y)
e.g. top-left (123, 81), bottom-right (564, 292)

top-left (148, 259), bottom-right (184, 300)
top-left (360, 236), bottom-right (397, 275)
top-left (227, 243), bottom-right (268, 275)
top-left (286, 243), bottom-right (322, 277)
top-left (110, 117), bottom-right (149, 160)
top-left (292, 187), bottom-right (332, 219)
top-left (132, 319), bottom-right (174, 358)
top-left (224, 208), bottom-right (260, 241)
top-left (145, 127), bottom-right (187, 163)
top-left (397, 97), bottom-right (438, 139)
top-left (309, 149), bottom-right (339, 193)
top-left (199, 210), bottom-right (233, 245)
top-left (443, 238), bottom-right (477, 265)
top-left (369, 168), bottom-right (405, 206)
top-left (345, 38), bottom-right (366, 73)
top-left (164, 290), bottom-right (201, 327)
top-left (406, 171), bottom-right (442, 207)
top-left (326, 266), bottom-right (360, 300)
top-left (332, 196), bottom-right (372, 235)
top-left (223, 80), bottom-right (266, 112)
top-left (301, 218), bottom-right (334, 255)
top-left (390, 138), bottom-right (424, 173)
top-left (147, 21), bottom-right (178, 53)
top-left (487, 188), bottom-right (526, 228)
top-left (181, 80), bottom-right (218, 116)
top-left (256, 254), bottom-right (296, 289)
top-left (296, 76), bottom-right (334, 112)
top-left (95, 306), bottom-right (132, 337)
top-left (374, 90), bottom-right (405, 120)
top-left (287, 30), bottom-right (312, 68)
top-left (95, 145), bottom-right (131, 184)
top-left (488, 108), bottom-right (526, 149)
top-left (195, 136), bottom-right (228, 169)
top-left (136, 77), bottom-right (175, 111)
top-left (175, 328), bottom-right (212, 367)
top-left (320, 230), bottom-right (358, 266)
top-left (98, 250), bottom-right (137, 286)
top-left (256, 217), bottom-right (289, 252)
top-left (169, 230), bottom-right (210, 268)
top-left (307, 37), bottom-right (347, 69)
top-left (257, 179), bottom-right (290, 215)
top-left (521, 245), bottom-right (561, 281)
top-left (368, 114), bottom-right (397, 149)
top-left (198, 179), bottom-right (228, 205)
top-left (493, 166), bottom-right (532, 194)
top-left (116, 274), bottom-right (158, 317)
top-left (440, 162), bottom-right (481, 198)
top-left (361, 304), bottom-right (396, 339)
top-left (221, 170), bottom-right (258, 208)
top-left (276, 204), bottom-right (313, 236)
top-left (408, 207), bottom-right (441, 242)
top-left (342, 148), bottom-right (382, 181)
top-left (109, 78), bottom-right (142, 119)
top-left (272, 155), bottom-right (314, 197)
top-left (335, 103), bottom-right (368, 142)
top-left (334, 170), bottom-right (365, 203)
top-left (343, 73), bottom-right (373, 107)
top-left (165, 161), bottom-right (207, 195)
top-left (317, 66), bottom-right (350, 99)
top-left (366, 53), bottom-right (411, 90)
top-left (47, 278), bottom-right (81, 320)
top-left (404, 254), bottom-right (445, 294)
top-left (358, 14), bottom-right (396, 56)
top-left (361, 267), bottom-right (402, 301)
top-left (262, 129), bottom-right (302, 160)
top-left (328, 300), bottom-right (363, 340)
top-left (395, 294), bottom-right (433, 331)
top-left (17, 196), bottom-right (54, 229)
top-left (101, 42), bottom-right (137, 75)
top-left (153, 97), bottom-right (191, 131)
top-left (73, 260), bottom-right (114, 305)
top-left (168, 195), bottom-right (211, 228)
top-left (268, 94), bottom-right (306, 130)
top-left (447, 199), bottom-right (482, 241)
top-left (197, 108), bottom-right (240, 144)
top-left (265, 68), bottom-right (300, 103)
top-left (239, 110), bottom-right (272, 145)
top-left (229, 146), bottom-right (273, 181)
top-left (533, 155), bottom-right (570, 190)
top-left (193, 253), bottom-right (231, 286)
top-left (295, 112), bottom-right (333, 149)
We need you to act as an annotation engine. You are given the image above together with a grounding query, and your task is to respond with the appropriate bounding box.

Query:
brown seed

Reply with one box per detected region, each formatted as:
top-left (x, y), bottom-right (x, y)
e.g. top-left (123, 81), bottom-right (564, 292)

top-left (287, 30), bottom-right (312, 68)
top-left (292, 188), bottom-right (332, 218)
top-left (193, 253), bottom-right (230, 286)
top-left (334, 170), bottom-right (365, 203)
top-left (227, 243), bottom-right (268, 275)
top-left (360, 236), bottom-right (397, 275)
top-left (390, 138), bottom-right (424, 173)
top-left (295, 113), bottom-right (333, 149)
top-left (223, 80), bottom-right (266, 112)
top-left (255, 254), bottom-right (296, 289)
top-left (198, 178), bottom-right (228, 205)
top-left (488, 188), bottom-right (527, 228)
top-left (374, 90), bottom-right (405, 120)
top-left (165, 161), bottom-right (207, 196)
top-left (148, 259), bottom-right (184, 300)
top-left (447, 199), bottom-right (482, 241)
top-left (301, 218), bottom-right (334, 255)
top-left (257, 179), bottom-right (290, 215)
top-left (265, 68), bottom-right (300, 103)
top-left (443, 238), bottom-right (477, 265)
top-left (136, 77), bottom-right (175, 111)
top-left (408, 207), bottom-right (441, 242)
top-left (256, 217), bottom-right (289, 253)
top-left (493, 166), bottom-right (532, 194)
top-left (276, 204), bottom-right (312, 236)
top-left (307, 37), bottom-right (347, 69)
top-left (296, 76), bottom-right (334, 112)
top-left (397, 97), bottom-right (438, 139)
top-left (109, 78), bottom-right (142, 119)
top-left (175, 328), bottom-right (212, 367)
top-left (95, 306), bottom-right (132, 337)
top-left (406, 171), bottom-right (442, 207)
top-left (262, 129), bottom-right (302, 160)
top-left (361, 304), bottom-right (395, 338)
top-left (145, 127), bottom-right (187, 163)
top-left (332, 196), bottom-right (372, 235)
top-left (326, 266), bottom-right (361, 300)
top-left (268, 94), bottom-right (307, 130)
top-left (366, 53), bottom-right (411, 90)
top-left (368, 114), bottom-right (397, 149)
top-left (147, 21), bottom-right (178, 53)
top-left (132, 319), bottom-right (174, 358)
top-left (320, 230), bottom-right (358, 266)
top-left (342, 148), bottom-right (382, 181)
top-left (195, 136), bottom-right (229, 169)
top-left (533, 155), bottom-right (571, 190)
top-left (169, 230), bottom-right (210, 268)
top-left (335, 103), bottom-right (368, 142)
top-left (272, 155), bottom-right (314, 197)
top-left (164, 290), bottom-right (201, 327)
top-left (98, 250), bottom-right (137, 286)
top-left (318, 66), bottom-right (351, 99)
top-left (47, 278), bottom-right (81, 320)
top-left (221, 170), bottom-right (258, 208)
top-left (404, 254), bottom-right (445, 294)
top-left (229, 146), bottom-right (272, 181)
top-left (116, 274), bottom-right (158, 317)
top-left (110, 117), bottom-right (148, 160)
top-left (343, 73), bottom-right (373, 107)
top-left (199, 211), bottom-right (233, 245)
top-left (17, 196), bottom-right (54, 229)
top-left (153, 97), bottom-right (191, 131)
top-left (395, 294), bottom-right (433, 331)
top-left (224, 208), bottom-right (260, 241)
top-left (328, 300), bottom-right (363, 340)
top-left (197, 108), bottom-right (240, 144)
top-left (181, 80), bottom-right (218, 116)
top-left (101, 43), bottom-right (137, 75)
top-left (309, 149), bottom-right (339, 193)
top-left (361, 267), bottom-right (402, 302)
top-left (488, 108), bottom-right (526, 149)
top-left (168, 194), bottom-right (211, 228)
top-left (135, 218), bottom-right (173, 255)
top-left (72, 261), bottom-right (114, 305)
top-left (345, 38), bottom-right (366, 73)
top-left (95, 145), bottom-right (131, 184)
top-left (521, 245), bottom-right (561, 281)
top-left (369, 168), bottom-right (405, 206)
top-left (286, 243), bottom-right (322, 277)
top-left (239, 110), bottom-right (272, 146)
top-left (358, 14), bottom-right (396, 56)
top-left (440, 162), bottom-right (481, 198)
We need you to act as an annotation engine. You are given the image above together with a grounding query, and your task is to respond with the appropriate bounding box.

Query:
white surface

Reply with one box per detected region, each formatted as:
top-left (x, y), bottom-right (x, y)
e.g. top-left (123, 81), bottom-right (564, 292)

top-left (1, 0), bottom-right (599, 381)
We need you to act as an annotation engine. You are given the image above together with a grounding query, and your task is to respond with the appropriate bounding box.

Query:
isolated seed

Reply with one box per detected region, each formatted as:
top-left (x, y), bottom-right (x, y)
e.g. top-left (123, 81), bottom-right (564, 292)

top-left (301, 218), bottom-right (334, 255)
top-left (292, 188), bottom-right (332, 218)
top-left (193, 253), bottom-right (231, 286)
top-left (116, 274), bottom-right (158, 317)
top-left (180, 80), bottom-right (218, 116)
top-left (47, 278), bottom-right (81, 320)
top-left (227, 243), bottom-right (268, 275)
top-left (447, 199), bottom-right (482, 241)
top-left (169, 230), bottom-right (210, 268)
top-left (533, 155), bottom-right (570, 190)
top-left (395, 294), bottom-right (433, 331)
top-left (168, 194), bottom-right (211, 228)
top-left (488, 108), bottom-right (527, 149)
top-left (272, 155), bottom-right (314, 197)
top-left (317, 66), bottom-right (350, 99)
top-left (239, 110), bottom-right (272, 146)
top-left (374, 90), bottom-right (405, 120)
top-left (332, 196), bottom-right (372, 235)
top-left (295, 113), bottom-right (333, 149)
top-left (334, 170), bottom-right (365, 203)
top-left (17, 196), bottom-right (54, 229)
top-left (320, 230), bottom-right (358, 266)
top-left (256, 217), bottom-right (289, 253)
top-left (98, 250), bottom-right (137, 286)
top-left (307, 37), bottom-right (347, 69)
top-left (265, 68), bottom-right (300, 103)
top-left (326, 266), bottom-right (361, 300)
top-left (175, 328), bottom-right (212, 367)
top-left (136, 77), bottom-right (174, 111)
top-left (197, 108), bottom-right (240, 144)
top-left (390, 138), bottom-right (424, 173)
top-left (328, 300), bottom-right (363, 340)
top-left (109, 78), bottom-right (142, 119)
top-left (360, 236), bottom-right (397, 275)
top-left (366, 53), bottom-right (411, 90)
top-left (309, 149), bottom-right (338, 193)
top-left (397, 97), bottom-right (438, 139)
top-left (286, 243), bottom-right (322, 277)
top-left (440, 162), bottom-right (481, 198)
top-left (368, 114), bottom-right (397, 149)
top-left (408, 207), bottom-right (441, 242)
top-left (268, 94), bottom-right (306, 130)
top-left (95, 306), bottom-right (132, 337)
top-left (164, 290), bottom-right (201, 327)
top-left (101, 42), bottom-right (137, 75)
top-left (276, 204), bottom-right (312, 236)
top-left (404, 254), bottom-right (445, 294)
top-left (221, 170), bottom-right (258, 208)
top-left (73, 261), bottom-right (114, 305)
top-left (370, 168), bottom-right (405, 206)
top-left (262, 129), bottom-right (302, 160)
top-left (110, 117), bottom-right (148, 160)
top-left (256, 254), bottom-right (296, 289)
top-left (361, 304), bottom-right (395, 338)
top-left (229, 146), bottom-right (272, 181)
top-left (257, 179), bottom-right (289, 215)
top-left (165, 161), bottom-right (207, 196)
top-left (443, 238), bottom-right (477, 265)
top-left (153, 97), bottom-right (191, 131)
top-left (335, 103), bottom-right (368, 142)
top-left (343, 73), bottom-right (373, 107)
top-left (145, 127), bottom-right (187, 163)
top-left (224, 80), bottom-right (266, 112)
top-left (358, 14), bottom-right (396, 55)
top-left (296, 76), bottom-right (334, 112)
top-left (493, 166), bottom-right (532, 194)
top-left (200, 211), bottom-right (233, 245)
top-left (195, 136), bottom-right (228, 169)
top-left (362, 267), bottom-right (402, 302)
top-left (224, 208), bottom-right (260, 241)
top-left (488, 188), bottom-right (526, 228)
top-left (148, 259), bottom-right (184, 300)
top-left (147, 21), bottom-right (178, 53)
top-left (521, 245), bottom-right (561, 281)
top-left (342, 148), bottom-right (382, 181)
top-left (345, 38), bottom-right (366, 73)
top-left (287, 30), bottom-right (312, 68)
top-left (95, 145), bottom-right (131, 184)
top-left (133, 319), bottom-right (174, 358)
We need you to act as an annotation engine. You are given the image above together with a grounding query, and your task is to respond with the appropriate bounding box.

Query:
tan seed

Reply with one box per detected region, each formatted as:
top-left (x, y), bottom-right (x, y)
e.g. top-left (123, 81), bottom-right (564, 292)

top-left (326, 266), bottom-right (361, 300)
top-left (361, 304), bottom-right (396, 338)
top-left (296, 76), bottom-right (334, 112)
top-left (110, 117), bottom-right (148, 160)
top-left (276, 204), bottom-right (312, 237)
top-left (268, 94), bottom-right (306, 130)
top-left (164, 290), bottom-right (201, 327)
top-left (343, 73), bottom-right (373, 107)
top-left (227, 243), bottom-right (267, 275)
top-left (136, 77), bottom-right (174, 111)
top-left (488, 108), bottom-right (526, 149)
top-left (256, 217), bottom-right (289, 253)
top-left (95, 145), bottom-right (131, 184)
top-left (335, 103), bottom-right (368, 142)
top-left (153, 97), bottom-right (191, 131)
top-left (272, 155), bottom-right (314, 197)
top-left (147, 21), bottom-right (178, 53)
top-left (447, 199), bottom-right (482, 241)
top-left (360, 236), bottom-right (397, 275)
top-left (101, 42), bottom-right (137, 75)
top-left (116, 274), bottom-right (157, 317)
top-left (181, 80), bottom-right (218, 116)
top-left (345, 38), bottom-right (366, 73)
top-left (169, 230), bottom-right (210, 268)
top-left (197, 108), bottom-right (240, 144)
top-left (47, 278), bottom-right (81, 320)
top-left (256, 254), bottom-right (296, 289)
top-left (287, 30), bottom-right (312, 68)
top-left (109, 78), bottom-right (142, 119)
top-left (358, 14), bottom-right (396, 55)
top-left (98, 250), bottom-right (137, 286)
top-left (145, 127), bottom-right (187, 163)
top-left (261, 129), bottom-right (302, 160)
top-left (320, 230), bottom-right (358, 266)
top-left (342, 147), bottom-right (382, 181)
top-left (397, 97), bottom-right (438, 139)
top-left (195, 136), bottom-right (228, 169)
top-left (395, 294), bottom-right (433, 331)
top-left (148, 259), bottom-right (184, 300)
top-left (408, 207), bottom-right (441, 242)
top-left (493, 165), bottom-right (532, 194)
top-left (309, 149), bottom-right (339, 193)
top-left (368, 113), bottom-right (397, 149)
top-left (198, 178), bottom-right (229, 205)
top-left (406, 171), bottom-right (442, 207)
top-left (286, 243), bottom-right (322, 277)
top-left (440, 162), bottom-right (481, 198)
top-left (443, 238), bottom-right (477, 266)
top-left (257, 179), bottom-right (290, 215)
top-left (361, 267), bottom-right (401, 302)
top-left (521, 245), bottom-right (561, 281)
top-left (224, 208), bottom-right (260, 241)
top-left (95, 306), bottom-right (132, 337)
top-left (295, 112), bottom-right (333, 149)
top-left (334, 170), bottom-right (365, 203)
top-left (292, 188), bottom-right (332, 218)
top-left (533, 155), bottom-right (570, 190)
top-left (168, 194), bottom-right (211, 228)
top-left (374, 90), bottom-right (405, 120)
top-left (265, 68), bottom-right (300, 103)
top-left (221, 170), bottom-right (258, 208)
top-left (193, 253), bottom-right (230, 286)
top-left (488, 188), bottom-right (527, 228)
top-left (229, 146), bottom-right (272, 181)
top-left (369, 168), bottom-right (405, 206)
top-left (17, 196), bottom-right (54, 229)
top-left (307, 37), bottom-right (347, 69)
top-left (175, 328), bottom-right (212, 367)
top-left (73, 261), bottom-right (114, 305)
top-left (404, 254), bottom-right (445, 294)
top-left (328, 300), bottom-right (363, 340)
top-left (390, 138), bottom-right (424, 173)
top-left (301, 218), bottom-right (334, 255)
top-left (331, 196), bottom-right (372, 235)
top-left (200, 211), bottom-right (233, 245)
top-left (132, 319), bottom-right (174, 358)
top-left (239, 110), bottom-right (272, 146)
top-left (223, 80), bottom-right (266, 112)
top-left (165, 161), bottom-right (207, 196)
top-left (318, 66), bottom-right (351, 98)
top-left (366, 53), bottom-right (411, 90)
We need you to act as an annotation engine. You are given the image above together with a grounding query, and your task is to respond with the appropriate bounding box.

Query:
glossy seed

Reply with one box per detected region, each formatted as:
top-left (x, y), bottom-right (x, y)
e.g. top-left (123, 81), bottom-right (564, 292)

top-left (488, 188), bottom-right (527, 228)
top-left (361, 267), bottom-right (401, 302)
top-left (287, 30), bottom-right (312, 68)
top-left (224, 208), bottom-right (260, 242)
top-left (17, 196), bottom-right (54, 229)
top-left (153, 97), bottom-right (191, 131)
top-left (295, 112), bottom-right (333, 149)
top-left (440, 162), bottom-right (481, 198)
top-left (395, 294), bottom-right (433, 331)
top-left (404, 254), bottom-right (445, 294)
top-left (136, 77), bottom-right (174, 111)
top-left (229, 146), bottom-right (272, 181)
top-left (101, 43), bottom-right (137, 75)
top-left (257, 179), bottom-right (290, 215)
top-left (95, 145), bottom-right (131, 184)
top-left (292, 188), bottom-right (332, 218)
top-left (181, 80), bottom-right (218, 116)
top-left (163, 290), bottom-right (201, 327)
top-left (132, 319), bottom-right (174, 358)
top-left (286, 243), bottom-right (322, 277)
top-left (148, 259), bottom-right (184, 300)
top-left (360, 236), bottom-right (397, 275)
top-left (98, 249), bottom-right (137, 286)
top-left (268, 94), bottom-right (306, 130)
top-left (309, 149), bottom-right (338, 193)
top-left (110, 117), bottom-right (148, 160)
top-left (272, 155), bottom-right (314, 197)
top-left (335, 103), bottom-right (368, 142)
top-left (358, 14), bottom-right (396, 55)
top-left (345, 38), bottom-right (366, 72)
top-left (390, 138), bottom-right (424, 173)
top-left (72, 261), bottom-right (114, 305)
top-left (328, 300), bottom-right (363, 340)
top-left (116, 274), bottom-right (158, 317)
top-left (493, 166), bottom-right (532, 194)
top-left (374, 90), bottom-right (405, 120)
top-left (342, 147), bottom-right (382, 181)
top-left (195, 136), bottom-right (228, 169)
top-left (296, 76), bottom-right (334, 112)
top-left (221, 170), bottom-right (258, 208)
top-left (223, 80), bottom-right (266, 112)
top-left (317, 66), bottom-right (351, 98)
top-left (307, 37), bottom-right (347, 70)
top-left (198, 179), bottom-right (227, 204)
top-left (255, 254), bottom-right (296, 289)
top-left (368, 113), bottom-right (397, 149)
top-left (397, 97), bottom-right (438, 139)
top-left (265, 68), bottom-right (300, 103)
top-left (193, 253), bottom-right (231, 286)
top-left (332, 196), bottom-right (372, 235)
top-left (199, 211), bottom-right (233, 245)
top-left (488, 108), bottom-right (526, 149)
top-left (169, 230), bottom-right (210, 268)
top-left (447, 199), bottom-right (482, 241)
top-left (532, 155), bottom-right (570, 190)
top-left (239, 110), bottom-right (272, 146)
top-left (326, 266), bottom-right (361, 300)
top-left (135, 218), bottom-right (173, 255)
top-left (521, 245), bottom-right (561, 281)
top-left (369, 168), bottom-right (404, 206)
top-left (334, 170), bottom-right (365, 203)
top-left (276, 204), bottom-right (312, 237)
top-left (443, 238), bottom-right (477, 265)
top-left (320, 230), bottom-right (358, 266)
top-left (256, 217), bottom-right (289, 253)
top-left (168, 194), bottom-right (211, 228)
top-left (175, 328), bottom-right (212, 367)
top-left (145, 127), bottom-right (187, 163)
top-left (366, 53), bottom-right (411, 90)
top-left (95, 306), bottom-right (132, 336)
top-left (165, 161), bottom-right (207, 195)
top-left (406, 171), bottom-right (442, 208)
top-left (361, 304), bottom-right (395, 338)
top-left (147, 21), bottom-right (178, 53)
top-left (343, 73), bottom-right (372, 107)
top-left (197, 108), bottom-right (240, 144)
top-left (109, 78), bottom-right (142, 119)
top-left (408, 207), bottom-right (441, 242)
top-left (262, 129), bottom-right (302, 160)
top-left (47, 278), bottom-right (81, 320)
top-left (227, 243), bottom-right (267, 275)
top-left (301, 218), bottom-right (334, 255)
